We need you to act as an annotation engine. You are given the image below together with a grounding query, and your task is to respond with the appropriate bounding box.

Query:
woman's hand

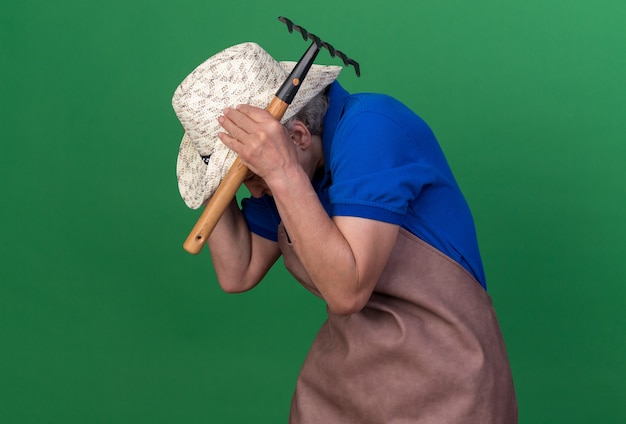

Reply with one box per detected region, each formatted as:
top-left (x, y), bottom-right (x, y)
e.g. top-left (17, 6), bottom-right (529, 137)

top-left (217, 104), bottom-right (299, 185)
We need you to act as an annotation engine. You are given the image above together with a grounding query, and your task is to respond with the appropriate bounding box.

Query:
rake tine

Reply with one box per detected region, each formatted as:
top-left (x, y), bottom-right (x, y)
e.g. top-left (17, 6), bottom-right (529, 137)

top-left (278, 16), bottom-right (361, 77)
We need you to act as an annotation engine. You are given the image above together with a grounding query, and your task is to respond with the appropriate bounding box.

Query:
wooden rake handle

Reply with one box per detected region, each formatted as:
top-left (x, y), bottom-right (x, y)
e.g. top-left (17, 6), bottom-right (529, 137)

top-left (182, 97), bottom-right (289, 254)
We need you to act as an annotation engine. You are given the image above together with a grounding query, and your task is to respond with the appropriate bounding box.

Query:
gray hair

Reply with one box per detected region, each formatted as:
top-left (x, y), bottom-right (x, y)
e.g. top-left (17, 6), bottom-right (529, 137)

top-left (284, 88), bottom-right (330, 136)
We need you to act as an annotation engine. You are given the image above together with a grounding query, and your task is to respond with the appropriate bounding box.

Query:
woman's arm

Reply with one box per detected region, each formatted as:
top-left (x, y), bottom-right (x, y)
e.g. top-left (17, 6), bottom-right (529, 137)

top-left (217, 105), bottom-right (399, 314)
top-left (270, 166), bottom-right (399, 315)
top-left (207, 197), bottom-right (281, 293)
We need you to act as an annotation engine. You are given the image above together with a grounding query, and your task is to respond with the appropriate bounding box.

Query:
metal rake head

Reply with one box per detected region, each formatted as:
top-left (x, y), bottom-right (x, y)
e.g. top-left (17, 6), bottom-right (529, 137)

top-left (278, 16), bottom-right (361, 77)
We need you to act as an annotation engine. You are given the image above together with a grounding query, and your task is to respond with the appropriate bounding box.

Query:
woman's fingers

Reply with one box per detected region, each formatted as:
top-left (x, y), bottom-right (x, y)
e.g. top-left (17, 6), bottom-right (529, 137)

top-left (218, 104), bottom-right (283, 144)
top-left (218, 108), bottom-right (247, 140)
top-left (235, 104), bottom-right (273, 121)
top-left (221, 105), bottom-right (269, 134)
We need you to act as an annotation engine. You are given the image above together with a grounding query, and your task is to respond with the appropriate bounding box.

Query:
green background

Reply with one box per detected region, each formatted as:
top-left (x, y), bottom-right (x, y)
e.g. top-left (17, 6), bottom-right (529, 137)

top-left (1, 0), bottom-right (624, 422)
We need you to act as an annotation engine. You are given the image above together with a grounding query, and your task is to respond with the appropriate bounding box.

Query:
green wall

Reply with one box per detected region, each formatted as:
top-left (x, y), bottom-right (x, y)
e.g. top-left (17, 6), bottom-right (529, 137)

top-left (1, 0), bottom-right (624, 422)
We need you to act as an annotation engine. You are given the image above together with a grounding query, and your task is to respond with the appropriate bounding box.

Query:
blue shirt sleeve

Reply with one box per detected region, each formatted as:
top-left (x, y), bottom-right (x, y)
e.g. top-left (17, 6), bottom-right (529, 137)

top-left (241, 195), bottom-right (281, 242)
top-left (327, 100), bottom-right (440, 224)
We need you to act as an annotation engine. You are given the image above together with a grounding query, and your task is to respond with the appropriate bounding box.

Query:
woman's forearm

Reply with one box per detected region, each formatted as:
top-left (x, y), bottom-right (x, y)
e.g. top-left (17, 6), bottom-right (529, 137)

top-left (269, 166), bottom-right (379, 315)
top-left (207, 198), bottom-right (279, 293)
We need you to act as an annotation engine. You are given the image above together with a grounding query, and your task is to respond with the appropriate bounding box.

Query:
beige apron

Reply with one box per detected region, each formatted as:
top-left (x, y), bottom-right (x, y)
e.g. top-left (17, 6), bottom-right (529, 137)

top-left (278, 225), bottom-right (518, 424)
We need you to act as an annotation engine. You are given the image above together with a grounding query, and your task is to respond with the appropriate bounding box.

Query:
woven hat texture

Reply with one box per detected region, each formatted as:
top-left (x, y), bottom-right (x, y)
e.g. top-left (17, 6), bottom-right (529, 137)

top-left (173, 42), bottom-right (341, 209)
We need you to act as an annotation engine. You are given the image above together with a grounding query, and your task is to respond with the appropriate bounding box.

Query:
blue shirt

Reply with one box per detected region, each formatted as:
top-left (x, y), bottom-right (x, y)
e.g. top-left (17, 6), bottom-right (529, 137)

top-left (243, 82), bottom-right (487, 289)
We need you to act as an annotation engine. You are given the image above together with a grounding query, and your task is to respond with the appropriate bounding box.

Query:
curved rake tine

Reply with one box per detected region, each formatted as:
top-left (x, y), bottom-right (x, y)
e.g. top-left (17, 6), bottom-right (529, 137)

top-left (278, 16), bottom-right (361, 77)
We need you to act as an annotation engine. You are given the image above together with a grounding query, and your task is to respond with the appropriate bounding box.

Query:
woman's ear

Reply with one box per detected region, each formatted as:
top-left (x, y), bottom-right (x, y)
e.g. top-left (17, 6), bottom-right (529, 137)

top-left (289, 120), bottom-right (312, 150)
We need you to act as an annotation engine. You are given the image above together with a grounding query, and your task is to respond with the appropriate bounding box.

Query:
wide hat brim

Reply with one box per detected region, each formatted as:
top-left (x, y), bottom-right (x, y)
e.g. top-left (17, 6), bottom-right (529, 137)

top-left (173, 42), bottom-right (341, 209)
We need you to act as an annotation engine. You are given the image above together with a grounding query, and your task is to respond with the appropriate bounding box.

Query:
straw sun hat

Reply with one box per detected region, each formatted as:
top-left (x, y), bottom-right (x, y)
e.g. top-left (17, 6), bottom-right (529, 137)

top-left (172, 42), bottom-right (342, 209)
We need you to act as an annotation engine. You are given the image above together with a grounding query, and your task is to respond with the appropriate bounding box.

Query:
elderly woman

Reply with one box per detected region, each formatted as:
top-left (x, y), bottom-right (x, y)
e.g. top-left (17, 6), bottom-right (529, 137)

top-left (174, 42), bottom-right (517, 423)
